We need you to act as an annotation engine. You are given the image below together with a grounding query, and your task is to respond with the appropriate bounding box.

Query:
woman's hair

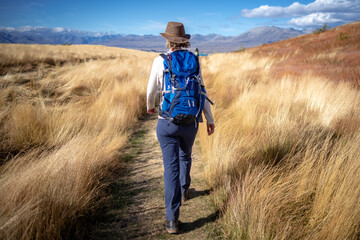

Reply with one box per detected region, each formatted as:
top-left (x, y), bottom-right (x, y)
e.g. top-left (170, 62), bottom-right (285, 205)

top-left (166, 40), bottom-right (191, 49)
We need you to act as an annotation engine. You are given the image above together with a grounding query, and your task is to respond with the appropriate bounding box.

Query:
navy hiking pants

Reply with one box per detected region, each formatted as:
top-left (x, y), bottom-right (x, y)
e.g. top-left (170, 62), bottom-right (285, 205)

top-left (156, 118), bottom-right (198, 221)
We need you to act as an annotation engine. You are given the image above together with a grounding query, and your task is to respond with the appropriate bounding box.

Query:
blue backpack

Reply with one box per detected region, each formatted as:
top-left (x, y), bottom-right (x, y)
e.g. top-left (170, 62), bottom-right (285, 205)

top-left (159, 50), bottom-right (212, 125)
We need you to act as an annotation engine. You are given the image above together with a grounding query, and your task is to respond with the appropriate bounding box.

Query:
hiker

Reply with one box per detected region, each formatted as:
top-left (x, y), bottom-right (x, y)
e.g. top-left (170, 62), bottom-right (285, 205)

top-left (146, 21), bottom-right (215, 234)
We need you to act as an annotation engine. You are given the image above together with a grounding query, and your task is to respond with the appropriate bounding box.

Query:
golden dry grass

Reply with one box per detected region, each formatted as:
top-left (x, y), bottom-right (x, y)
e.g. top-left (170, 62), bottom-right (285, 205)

top-left (198, 23), bottom-right (360, 239)
top-left (0, 44), bottom-right (156, 239)
top-left (1, 22), bottom-right (359, 240)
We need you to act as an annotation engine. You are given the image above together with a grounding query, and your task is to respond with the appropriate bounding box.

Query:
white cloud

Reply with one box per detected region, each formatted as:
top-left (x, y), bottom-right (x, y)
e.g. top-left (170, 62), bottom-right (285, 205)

top-left (242, 2), bottom-right (306, 18)
top-left (306, 0), bottom-right (357, 13)
top-left (241, 0), bottom-right (360, 27)
top-left (288, 12), bottom-right (343, 27)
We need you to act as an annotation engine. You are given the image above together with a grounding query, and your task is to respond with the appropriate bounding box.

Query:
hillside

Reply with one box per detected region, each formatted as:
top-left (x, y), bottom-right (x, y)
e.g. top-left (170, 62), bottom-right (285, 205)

top-left (246, 22), bottom-right (360, 85)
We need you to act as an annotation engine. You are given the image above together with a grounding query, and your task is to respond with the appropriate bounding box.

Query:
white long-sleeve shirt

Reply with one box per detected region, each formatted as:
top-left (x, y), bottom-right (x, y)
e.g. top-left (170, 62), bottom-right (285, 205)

top-left (147, 50), bottom-right (214, 124)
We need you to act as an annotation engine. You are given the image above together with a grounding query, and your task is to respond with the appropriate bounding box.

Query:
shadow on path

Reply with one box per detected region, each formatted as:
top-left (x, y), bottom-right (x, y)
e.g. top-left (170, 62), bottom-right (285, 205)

top-left (187, 188), bottom-right (211, 200)
top-left (179, 210), bottom-right (220, 234)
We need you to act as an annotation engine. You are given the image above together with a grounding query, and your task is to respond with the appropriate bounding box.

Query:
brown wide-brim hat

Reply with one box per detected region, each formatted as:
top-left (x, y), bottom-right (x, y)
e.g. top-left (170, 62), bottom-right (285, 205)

top-left (160, 22), bottom-right (191, 43)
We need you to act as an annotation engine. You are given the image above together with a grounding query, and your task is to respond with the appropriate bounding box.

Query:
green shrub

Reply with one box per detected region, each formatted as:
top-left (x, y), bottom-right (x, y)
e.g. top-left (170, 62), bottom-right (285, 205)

top-left (337, 32), bottom-right (349, 40)
top-left (236, 46), bottom-right (246, 52)
top-left (313, 24), bottom-right (329, 34)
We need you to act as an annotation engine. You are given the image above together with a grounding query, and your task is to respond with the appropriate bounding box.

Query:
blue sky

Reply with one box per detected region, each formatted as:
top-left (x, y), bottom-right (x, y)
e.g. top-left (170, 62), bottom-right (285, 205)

top-left (0, 0), bottom-right (359, 36)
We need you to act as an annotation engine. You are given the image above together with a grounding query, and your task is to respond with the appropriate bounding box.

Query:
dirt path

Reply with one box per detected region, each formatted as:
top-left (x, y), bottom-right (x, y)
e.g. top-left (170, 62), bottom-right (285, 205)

top-left (90, 114), bottom-right (220, 239)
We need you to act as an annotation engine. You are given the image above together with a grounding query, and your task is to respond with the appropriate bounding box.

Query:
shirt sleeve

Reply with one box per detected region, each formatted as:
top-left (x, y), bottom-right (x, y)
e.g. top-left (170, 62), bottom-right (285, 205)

top-left (147, 56), bottom-right (163, 111)
top-left (198, 67), bottom-right (215, 124)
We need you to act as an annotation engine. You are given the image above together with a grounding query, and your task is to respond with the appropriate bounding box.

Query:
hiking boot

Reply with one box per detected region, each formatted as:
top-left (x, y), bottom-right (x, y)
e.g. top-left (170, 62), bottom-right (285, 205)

top-left (182, 189), bottom-right (189, 202)
top-left (165, 220), bottom-right (178, 234)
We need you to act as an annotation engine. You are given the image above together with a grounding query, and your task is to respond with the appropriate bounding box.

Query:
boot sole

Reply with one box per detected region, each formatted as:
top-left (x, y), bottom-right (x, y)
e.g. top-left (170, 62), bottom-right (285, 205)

top-left (166, 228), bottom-right (178, 234)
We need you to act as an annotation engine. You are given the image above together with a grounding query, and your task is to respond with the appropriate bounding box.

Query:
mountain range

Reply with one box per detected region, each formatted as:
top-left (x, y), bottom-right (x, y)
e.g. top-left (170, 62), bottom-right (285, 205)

top-left (0, 26), bottom-right (305, 53)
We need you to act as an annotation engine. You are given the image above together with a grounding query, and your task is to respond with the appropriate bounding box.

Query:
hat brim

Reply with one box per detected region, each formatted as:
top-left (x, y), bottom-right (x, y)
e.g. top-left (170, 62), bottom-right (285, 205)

top-left (160, 33), bottom-right (191, 43)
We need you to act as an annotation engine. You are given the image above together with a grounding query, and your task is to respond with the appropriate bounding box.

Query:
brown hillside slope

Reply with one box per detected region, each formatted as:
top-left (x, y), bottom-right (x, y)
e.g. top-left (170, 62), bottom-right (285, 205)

top-left (247, 22), bottom-right (360, 86)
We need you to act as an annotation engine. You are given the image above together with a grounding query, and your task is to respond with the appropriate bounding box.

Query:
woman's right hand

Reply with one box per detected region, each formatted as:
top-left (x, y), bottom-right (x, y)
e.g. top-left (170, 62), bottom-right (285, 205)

top-left (207, 123), bottom-right (215, 136)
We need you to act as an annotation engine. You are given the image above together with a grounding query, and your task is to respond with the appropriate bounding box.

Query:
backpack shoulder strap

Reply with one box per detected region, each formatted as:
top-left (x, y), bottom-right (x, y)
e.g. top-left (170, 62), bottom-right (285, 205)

top-left (160, 53), bottom-right (173, 72)
top-left (186, 50), bottom-right (200, 75)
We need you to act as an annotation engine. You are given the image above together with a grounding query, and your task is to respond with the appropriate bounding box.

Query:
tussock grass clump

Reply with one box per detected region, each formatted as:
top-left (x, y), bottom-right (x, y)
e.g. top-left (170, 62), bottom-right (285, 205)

top-left (1, 136), bottom-right (125, 239)
top-left (199, 27), bottom-right (360, 239)
top-left (0, 44), bottom-right (156, 239)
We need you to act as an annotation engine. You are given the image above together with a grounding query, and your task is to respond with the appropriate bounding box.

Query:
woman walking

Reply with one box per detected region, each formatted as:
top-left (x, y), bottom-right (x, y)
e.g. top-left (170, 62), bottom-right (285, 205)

top-left (147, 21), bottom-right (215, 234)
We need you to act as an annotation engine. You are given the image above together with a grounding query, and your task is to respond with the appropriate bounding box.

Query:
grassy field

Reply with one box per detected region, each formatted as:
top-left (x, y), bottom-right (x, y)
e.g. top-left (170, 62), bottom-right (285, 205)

top-left (0, 44), bottom-right (156, 239)
top-left (1, 22), bottom-right (359, 240)
top-left (198, 22), bottom-right (360, 239)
